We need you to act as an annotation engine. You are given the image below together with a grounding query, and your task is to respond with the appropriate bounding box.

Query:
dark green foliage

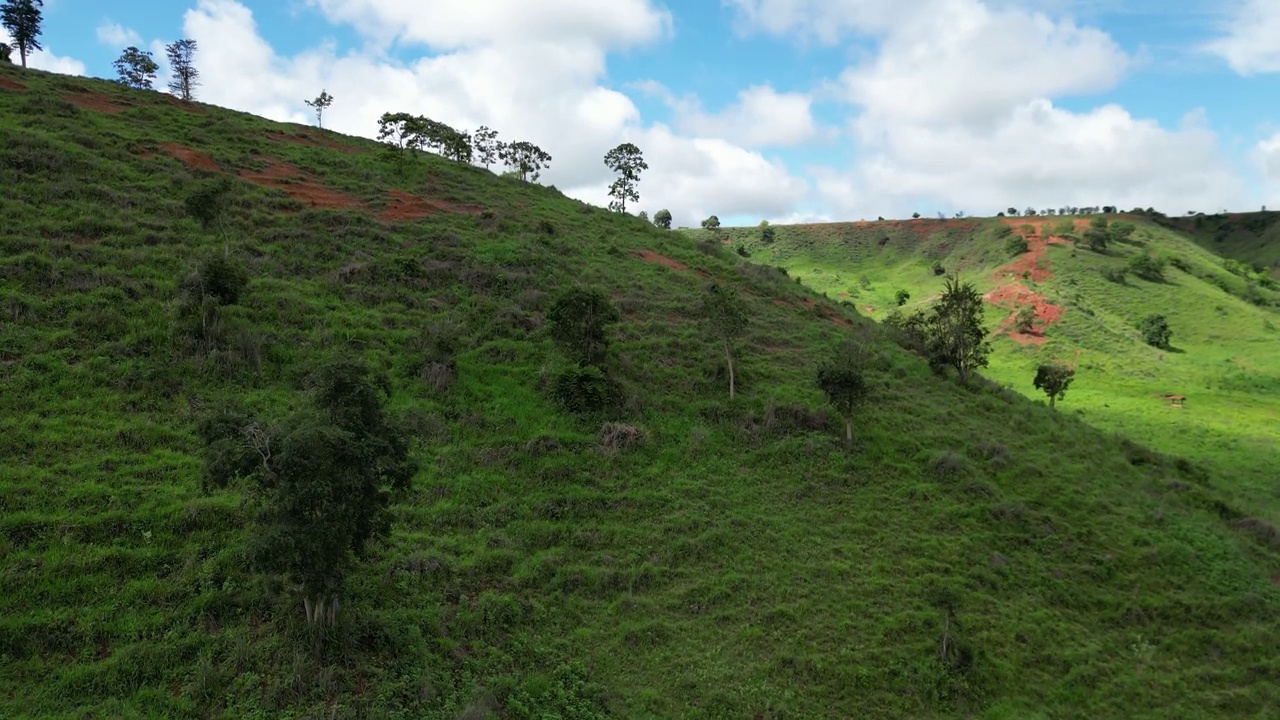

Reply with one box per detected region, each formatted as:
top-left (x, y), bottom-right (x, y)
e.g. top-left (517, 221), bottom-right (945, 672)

top-left (1127, 252), bottom-right (1166, 282)
top-left (1033, 361), bottom-right (1075, 408)
top-left (760, 221), bottom-right (776, 244)
top-left (701, 215), bottom-right (720, 231)
top-left (698, 283), bottom-right (749, 399)
top-left (500, 140), bottom-right (552, 182)
top-left (932, 261), bottom-right (945, 276)
top-left (653, 208), bottom-right (672, 229)
top-left (0, 0), bottom-right (42, 68)
top-left (181, 254), bottom-right (249, 306)
top-left (604, 142), bottom-right (646, 214)
top-left (113, 46), bottom-right (158, 90)
top-left (551, 364), bottom-right (620, 414)
top-left (1005, 235), bottom-right (1029, 257)
top-left (1110, 222), bottom-right (1136, 243)
top-left (1015, 306), bottom-right (1037, 333)
top-left (1138, 314), bottom-right (1172, 348)
top-left (923, 275), bottom-right (990, 384)
top-left (1101, 267), bottom-right (1128, 284)
top-left (546, 287), bottom-right (620, 367)
top-left (817, 342), bottom-right (870, 449)
top-left (895, 289), bottom-right (911, 306)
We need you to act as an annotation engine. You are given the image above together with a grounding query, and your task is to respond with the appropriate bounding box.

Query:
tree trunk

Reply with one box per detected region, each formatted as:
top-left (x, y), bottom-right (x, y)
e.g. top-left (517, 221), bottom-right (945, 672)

top-left (1049, 394), bottom-right (1056, 408)
top-left (723, 339), bottom-right (735, 400)
top-left (20, 47), bottom-right (28, 69)
top-left (845, 418), bottom-right (853, 450)
top-left (303, 596), bottom-right (314, 623)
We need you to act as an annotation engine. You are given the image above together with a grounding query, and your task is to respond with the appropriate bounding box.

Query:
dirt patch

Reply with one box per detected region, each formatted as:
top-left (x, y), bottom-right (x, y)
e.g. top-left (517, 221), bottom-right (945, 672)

top-left (632, 250), bottom-right (688, 272)
top-left (0, 77), bottom-right (26, 91)
top-left (986, 283), bottom-right (1064, 346)
top-left (240, 159), bottom-right (363, 211)
top-left (267, 129), bottom-right (360, 154)
top-left (63, 91), bottom-right (129, 114)
top-left (985, 221), bottom-right (1073, 343)
top-left (158, 142), bottom-right (219, 171)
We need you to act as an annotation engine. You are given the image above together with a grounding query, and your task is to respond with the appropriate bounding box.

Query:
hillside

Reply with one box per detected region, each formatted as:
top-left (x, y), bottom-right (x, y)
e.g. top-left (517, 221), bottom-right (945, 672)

top-left (2, 65), bottom-right (1279, 720)
top-left (714, 216), bottom-right (1280, 526)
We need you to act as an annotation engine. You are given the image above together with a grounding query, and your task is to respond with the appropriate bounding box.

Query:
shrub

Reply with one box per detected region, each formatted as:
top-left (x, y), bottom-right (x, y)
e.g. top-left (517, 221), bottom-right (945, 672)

top-left (1005, 235), bottom-right (1029, 257)
top-left (598, 422), bottom-right (647, 452)
top-left (181, 254), bottom-right (249, 306)
top-left (932, 261), bottom-right (945, 276)
top-left (1014, 306), bottom-right (1037, 333)
top-left (1101, 267), bottom-right (1128, 284)
top-left (1033, 361), bottom-right (1075, 408)
top-left (1137, 314), bottom-right (1172, 348)
top-left (895, 289), bottom-right (911, 306)
top-left (546, 287), bottom-right (619, 367)
top-left (934, 450), bottom-right (967, 479)
top-left (552, 365), bottom-right (620, 414)
top-left (1127, 252), bottom-right (1166, 282)
top-left (653, 209), bottom-right (672, 229)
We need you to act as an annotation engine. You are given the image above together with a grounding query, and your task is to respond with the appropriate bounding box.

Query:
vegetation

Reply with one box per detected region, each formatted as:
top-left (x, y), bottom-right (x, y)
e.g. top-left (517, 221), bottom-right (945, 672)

top-left (112, 46), bottom-right (158, 90)
top-left (603, 142), bottom-right (646, 214)
top-left (1005, 234), bottom-right (1029, 257)
top-left (499, 140), bottom-right (552, 182)
top-left (165, 38), bottom-right (200, 101)
top-left (895, 289), bottom-right (911, 306)
top-left (0, 0), bottom-right (41, 68)
top-left (698, 283), bottom-right (749, 400)
top-left (701, 215), bottom-right (721, 231)
top-left (304, 89), bottom-right (334, 129)
top-left (924, 275), bottom-right (991, 384)
top-left (471, 125), bottom-right (500, 169)
top-left (816, 342), bottom-right (870, 449)
top-left (1138, 314), bottom-right (1172, 348)
top-left (2, 66), bottom-right (1280, 720)
top-left (546, 287), bottom-right (620, 367)
top-left (653, 208), bottom-right (672, 229)
top-left (1032, 361), bottom-right (1075, 408)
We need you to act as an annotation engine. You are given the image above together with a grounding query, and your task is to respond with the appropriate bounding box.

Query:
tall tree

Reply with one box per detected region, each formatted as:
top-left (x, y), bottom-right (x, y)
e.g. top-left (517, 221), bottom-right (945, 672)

top-left (500, 140), bottom-right (552, 182)
top-left (1, 0), bottom-right (42, 68)
top-left (924, 274), bottom-right (991, 385)
top-left (603, 142), bottom-right (647, 214)
top-left (1033, 362), bottom-right (1075, 408)
top-left (817, 342), bottom-right (871, 450)
top-left (698, 283), bottom-right (749, 400)
top-left (304, 89), bottom-right (334, 129)
top-left (113, 46), bottom-right (158, 90)
top-left (471, 125), bottom-right (500, 169)
top-left (165, 39), bottom-right (200, 101)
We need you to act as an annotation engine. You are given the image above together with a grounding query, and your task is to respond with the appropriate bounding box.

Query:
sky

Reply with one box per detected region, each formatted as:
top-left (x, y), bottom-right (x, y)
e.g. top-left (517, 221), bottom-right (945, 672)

top-left (5, 0), bottom-right (1280, 227)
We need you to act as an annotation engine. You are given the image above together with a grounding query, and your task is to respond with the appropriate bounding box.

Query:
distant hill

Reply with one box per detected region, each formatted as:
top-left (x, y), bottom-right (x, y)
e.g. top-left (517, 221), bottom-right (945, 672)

top-left (3, 64), bottom-right (1279, 719)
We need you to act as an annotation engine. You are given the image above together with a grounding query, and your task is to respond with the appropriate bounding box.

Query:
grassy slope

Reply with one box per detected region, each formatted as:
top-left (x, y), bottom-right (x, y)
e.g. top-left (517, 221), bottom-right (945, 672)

top-left (2, 66), bottom-right (1279, 719)
top-left (1158, 212), bottom-right (1280, 276)
top-left (719, 218), bottom-right (1280, 525)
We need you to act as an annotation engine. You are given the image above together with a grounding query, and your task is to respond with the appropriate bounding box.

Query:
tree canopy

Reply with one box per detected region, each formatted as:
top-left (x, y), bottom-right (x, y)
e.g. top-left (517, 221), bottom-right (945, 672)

top-left (304, 89), bottom-right (334, 129)
top-left (113, 46), bottom-right (158, 90)
top-left (1, 0), bottom-right (42, 68)
top-left (924, 275), bottom-right (991, 385)
top-left (604, 142), bottom-right (647, 214)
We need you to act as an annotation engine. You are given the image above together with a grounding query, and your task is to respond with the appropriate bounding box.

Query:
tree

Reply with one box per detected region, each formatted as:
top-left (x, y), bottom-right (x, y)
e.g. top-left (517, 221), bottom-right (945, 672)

top-left (441, 127), bottom-right (473, 164)
top-left (1138, 314), bottom-right (1172, 349)
top-left (654, 209), bottom-right (672, 229)
top-left (895, 289), bottom-right (911, 306)
top-left (701, 215), bottom-right (721, 231)
top-left (0, 42), bottom-right (11, 63)
top-left (113, 46), bottom-right (158, 90)
top-left (760, 220), bottom-right (776, 243)
top-left (500, 140), bottom-right (552, 182)
top-left (304, 89), bottom-right (334, 129)
top-left (1007, 207), bottom-right (1019, 217)
top-left (604, 142), bottom-right (647, 214)
top-left (1006, 235), bottom-right (1029, 257)
top-left (698, 283), bottom-right (749, 400)
top-left (1127, 252), bottom-right (1166, 282)
top-left (1015, 306), bottom-right (1037, 333)
top-left (1, 0), bottom-right (41, 68)
top-left (924, 275), bottom-right (991, 385)
top-left (912, 212), bottom-right (921, 219)
top-left (546, 287), bottom-right (620, 367)
top-left (471, 125), bottom-right (500, 169)
top-left (377, 112), bottom-right (426, 166)
top-left (165, 39), bottom-right (200, 101)
top-left (1033, 361), bottom-right (1075, 408)
top-left (1082, 215), bottom-right (1110, 252)
top-left (817, 342), bottom-right (870, 450)
top-left (1109, 221), bottom-right (1136, 243)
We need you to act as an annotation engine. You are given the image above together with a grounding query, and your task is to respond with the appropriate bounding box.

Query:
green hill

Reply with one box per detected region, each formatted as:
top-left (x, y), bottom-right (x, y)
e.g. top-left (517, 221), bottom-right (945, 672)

top-left (712, 215), bottom-right (1280, 527)
top-left (3, 66), bottom-right (1279, 719)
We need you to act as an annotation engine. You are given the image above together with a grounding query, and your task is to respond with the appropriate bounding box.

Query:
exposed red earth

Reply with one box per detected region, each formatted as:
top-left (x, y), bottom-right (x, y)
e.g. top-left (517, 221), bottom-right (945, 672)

top-left (633, 250), bottom-right (689, 272)
top-left (0, 77), bottom-right (27, 91)
top-left (985, 220), bottom-right (1077, 345)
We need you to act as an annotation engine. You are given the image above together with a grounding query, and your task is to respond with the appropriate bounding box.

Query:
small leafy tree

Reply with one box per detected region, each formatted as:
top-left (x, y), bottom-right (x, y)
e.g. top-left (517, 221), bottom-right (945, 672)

top-left (165, 39), bottom-right (200, 101)
top-left (1, 0), bottom-right (42, 68)
top-left (604, 142), bottom-right (647, 214)
top-left (760, 220), bottom-right (776, 243)
top-left (1082, 215), bottom-right (1110, 252)
top-left (1138, 314), bottom-right (1172, 348)
top-left (698, 283), bottom-right (749, 400)
top-left (304, 89), bottom-right (334, 129)
top-left (1007, 207), bottom-right (1019, 216)
top-left (1033, 361), bottom-right (1075, 408)
top-left (1109, 221), bottom-right (1136, 243)
top-left (0, 43), bottom-right (11, 63)
top-left (185, 177), bottom-right (233, 255)
top-left (701, 215), bottom-right (720, 231)
top-left (377, 112), bottom-right (425, 168)
top-left (471, 126), bottom-right (500, 169)
top-left (638, 210), bottom-right (649, 222)
top-left (1015, 306), bottom-right (1037, 333)
top-left (1005, 235), bottom-right (1029, 257)
top-left (924, 274), bottom-right (990, 385)
top-left (225, 357), bottom-right (417, 625)
top-left (441, 127), bottom-right (473, 164)
top-left (546, 287), bottom-right (620, 367)
top-left (895, 289), bottom-right (911, 306)
top-left (653, 209), bottom-right (672, 229)
top-left (500, 140), bottom-right (552, 182)
top-left (817, 342), bottom-right (870, 450)
top-left (113, 46), bottom-right (158, 90)
top-left (912, 212), bottom-right (921, 219)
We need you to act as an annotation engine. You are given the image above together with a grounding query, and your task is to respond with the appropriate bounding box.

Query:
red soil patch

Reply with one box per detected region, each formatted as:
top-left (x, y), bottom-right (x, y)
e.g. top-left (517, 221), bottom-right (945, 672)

top-left (0, 77), bottom-right (26, 91)
top-left (379, 189), bottom-right (483, 222)
top-left (240, 159), bottom-right (363, 211)
top-left (158, 142), bottom-right (219, 171)
top-left (633, 249), bottom-right (688, 272)
top-left (267, 129), bottom-right (360, 154)
top-left (985, 283), bottom-right (1064, 346)
top-left (984, 221), bottom-right (1076, 344)
top-left (63, 91), bottom-right (128, 114)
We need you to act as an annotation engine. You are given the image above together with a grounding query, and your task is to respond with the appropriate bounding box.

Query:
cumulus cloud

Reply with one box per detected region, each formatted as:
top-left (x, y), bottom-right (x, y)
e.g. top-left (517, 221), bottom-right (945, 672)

top-left (1203, 0), bottom-right (1280, 75)
top-left (728, 0), bottom-right (1252, 216)
top-left (0, 28), bottom-right (86, 76)
top-left (96, 21), bottom-right (142, 48)
top-left (1258, 132), bottom-right (1280, 207)
top-left (175, 0), bottom-right (810, 227)
top-left (639, 82), bottom-right (831, 148)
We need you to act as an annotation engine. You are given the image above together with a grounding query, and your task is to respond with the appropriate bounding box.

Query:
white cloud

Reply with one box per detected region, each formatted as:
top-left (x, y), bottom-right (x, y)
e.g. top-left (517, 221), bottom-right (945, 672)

top-left (0, 28), bottom-right (86, 76)
top-left (1258, 132), bottom-right (1280, 208)
top-left (96, 21), bottom-right (141, 48)
top-left (1203, 0), bottom-right (1280, 75)
top-left (179, 0), bottom-right (811, 227)
top-left (641, 82), bottom-right (831, 148)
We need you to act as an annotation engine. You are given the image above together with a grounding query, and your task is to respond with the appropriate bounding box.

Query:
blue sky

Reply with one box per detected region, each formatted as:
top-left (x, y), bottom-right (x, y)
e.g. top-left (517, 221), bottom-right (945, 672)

top-left (11, 0), bottom-right (1280, 224)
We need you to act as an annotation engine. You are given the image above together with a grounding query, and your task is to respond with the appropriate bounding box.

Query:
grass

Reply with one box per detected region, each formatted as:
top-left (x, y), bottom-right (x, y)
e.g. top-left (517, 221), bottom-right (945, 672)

top-left (2, 65), bottom-right (1280, 719)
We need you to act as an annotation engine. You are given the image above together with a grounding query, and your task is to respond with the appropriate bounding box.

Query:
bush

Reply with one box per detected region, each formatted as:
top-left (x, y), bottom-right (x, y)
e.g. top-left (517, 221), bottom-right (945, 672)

top-left (599, 422), bottom-right (647, 452)
top-left (932, 261), bottom-right (945, 276)
top-left (934, 450), bottom-right (967, 479)
top-left (1137, 314), bottom-right (1172, 348)
top-left (895, 289), bottom-right (911, 307)
top-left (1126, 252), bottom-right (1166, 281)
top-left (181, 254), bottom-right (249, 306)
top-left (1101, 267), bottom-right (1128, 284)
top-left (552, 365), bottom-right (620, 414)
top-left (1005, 235), bottom-right (1029, 257)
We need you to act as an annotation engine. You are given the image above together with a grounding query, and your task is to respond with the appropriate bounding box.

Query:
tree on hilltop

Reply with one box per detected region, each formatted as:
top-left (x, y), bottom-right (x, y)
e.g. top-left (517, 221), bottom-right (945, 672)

top-left (1033, 361), bottom-right (1075, 408)
top-left (701, 215), bottom-right (720, 231)
top-left (113, 46), bottom-right (158, 90)
top-left (699, 283), bottom-right (749, 400)
top-left (165, 39), bottom-right (200, 101)
top-left (304, 89), bottom-right (334, 129)
top-left (1, 0), bottom-right (42, 68)
top-left (604, 142), bottom-right (647, 214)
top-left (500, 140), bottom-right (552, 182)
top-left (654, 209), bottom-right (672, 229)
top-left (471, 125), bottom-right (500, 169)
top-left (377, 112), bottom-right (426, 167)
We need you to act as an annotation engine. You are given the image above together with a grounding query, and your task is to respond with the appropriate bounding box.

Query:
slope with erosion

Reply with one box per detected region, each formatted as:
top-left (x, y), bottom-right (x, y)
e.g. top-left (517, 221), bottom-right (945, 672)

top-left (2, 66), bottom-right (1279, 719)
top-left (718, 216), bottom-right (1280, 525)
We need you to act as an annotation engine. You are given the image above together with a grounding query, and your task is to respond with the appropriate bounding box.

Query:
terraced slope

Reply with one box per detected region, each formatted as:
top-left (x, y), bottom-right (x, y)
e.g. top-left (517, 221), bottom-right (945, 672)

top-left (3, 66), bottom-right (1279, 719)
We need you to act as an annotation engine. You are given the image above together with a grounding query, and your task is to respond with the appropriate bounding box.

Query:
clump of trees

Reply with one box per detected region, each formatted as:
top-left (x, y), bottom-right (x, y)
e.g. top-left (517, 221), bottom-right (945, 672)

top-left (1005, 234), bottom-right (1029, 257)
top-left (604, 143), bottom-right (646, 214)
top-left (1138, 314), bottom-right (1172, 349)
top-left (305, 89), bottom-right (334, 129)
top-left (1082, 215), bottom-right (1111, 252)
top-left (698, 283), bottom-right (748, 400)
top-left (1127, 252), bottom-right (1166, 282)
top-left (701, 215), bottom-right (721, 232)
top-left (889, 275), bottom-right (991, 385)
top-left (1033, 361), bottom-right (1075, 408)
top-left (113, 46), bottom-right (158, 90)
top-left (376, 113), bottom-right (507, 173)
top-left (199, 356), bottom-right (417, 625)
top-left (166, 39), bottom-right (200, 101)
top-left (499, 140), bottom-right (552, 182)
top-left (1, 0), bottom-right (42, 68)
top-left (760, 220), bottom-right (775, 244)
